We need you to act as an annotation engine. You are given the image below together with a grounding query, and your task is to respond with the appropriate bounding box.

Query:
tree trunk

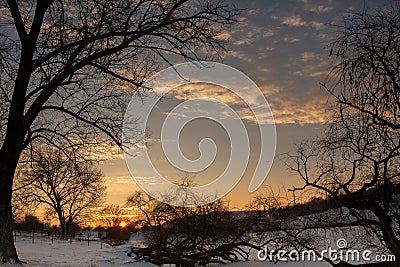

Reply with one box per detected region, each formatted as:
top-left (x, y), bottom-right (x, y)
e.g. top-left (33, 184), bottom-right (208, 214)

top-left (0, 119), bottom-right (28, 263)
top-left (65, 220), bottom-right (74, 240)
top-left (0, 1), bottom-right (55, 262)
top-left (0, 10), bottom-right (38, 261)
top-left (345, 199), bottom-right (400, 262)
top-left (0, 161), bottom-right (20, 263)
top-left (0, 127), bottom-right (27, 263)
top-left (0, 207), bottom-right (19, 264)
top-left (58, 216), bottom-right (67, 240)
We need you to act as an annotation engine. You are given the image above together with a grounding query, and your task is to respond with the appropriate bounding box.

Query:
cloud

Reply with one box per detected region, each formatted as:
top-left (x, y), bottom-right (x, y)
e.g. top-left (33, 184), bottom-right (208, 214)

top-left (273, 15), bottom-right (326, 30)
top-left (300, 52), bottom-right (323, 61)
top-left (310, 21), bottom-right (326, 30)
top-left (87, 145), bottom-right (124, 161)
top-left (259, 67), bottom-right (272, 73)
top-left (294, 51), bottom-right (330, 77)
top-left (278, 15), bottom-right (308, 27)
top-left (307, 5), bottom-right (333, 13)
top-left (156, 83), bottom-right (277, 125)
top-left (255, 80), bottom-right (331, 125)
top-left (268, 90), bottom-right (331, 125)
top-left (234, 38), bottom-right (254, 45)
top-left (283, 36), bottom-right (301, 43)
top-left (241, 83), bottom-right (329, 125)
top-left (262, 29), bottom-right (276, 38)
top-left (229, 15), bottom-right (276, 46)
top-left (237, 16), bottom-right (250, 27)
top-left (247, 9), bottom-right (261, 16)
top-left (216, 30), bottom-right (232, 41)
top-left (227, 50), bottom-right (253, 62)
top-left (104, 176), bottom-right (136, 185)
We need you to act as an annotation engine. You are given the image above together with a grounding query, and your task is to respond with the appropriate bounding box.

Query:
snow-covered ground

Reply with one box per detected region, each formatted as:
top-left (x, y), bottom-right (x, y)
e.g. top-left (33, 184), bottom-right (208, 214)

top-left (8, 232), bottom-right (148, 267)
top-left (5, 231), bottom-right (331, 267)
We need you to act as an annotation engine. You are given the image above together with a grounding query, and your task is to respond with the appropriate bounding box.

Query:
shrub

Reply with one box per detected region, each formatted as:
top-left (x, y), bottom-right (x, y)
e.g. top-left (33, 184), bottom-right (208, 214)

top-left (105, 227), bottom-right (131, 245)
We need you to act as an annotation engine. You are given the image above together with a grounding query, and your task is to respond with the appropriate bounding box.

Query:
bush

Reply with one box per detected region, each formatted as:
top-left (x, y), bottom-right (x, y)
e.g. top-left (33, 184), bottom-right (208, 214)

top-left (13, 214), bottom-right (46, 232)
top-left (105, 227), bottom-right (131, 245)
top-left (127, 191), bottom-right (258, 266)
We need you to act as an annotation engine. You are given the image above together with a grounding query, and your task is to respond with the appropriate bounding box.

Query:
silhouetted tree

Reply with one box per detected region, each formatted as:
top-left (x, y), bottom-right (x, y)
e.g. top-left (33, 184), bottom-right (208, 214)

top-left (15, 146), bottom-right (105, 239)
top-left (0, 0), bottom-right (239, 262)
top-left (97, 204), bottom-right (131, 243)
top-left (127, 191), bottom-right (262, 266)
top-left (13, 214), bottom-right (46, 232)
top-left (287, 3), bottom-right (400, 265)
top-left (98, 204), bottom-right (125, 230)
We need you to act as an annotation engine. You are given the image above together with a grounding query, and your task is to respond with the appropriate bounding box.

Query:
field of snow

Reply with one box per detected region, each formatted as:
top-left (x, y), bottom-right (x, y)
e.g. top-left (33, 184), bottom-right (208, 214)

top-left (5, 231), bottom-right (331, 267)
top-left (8, 232), bottom-right (147, 267)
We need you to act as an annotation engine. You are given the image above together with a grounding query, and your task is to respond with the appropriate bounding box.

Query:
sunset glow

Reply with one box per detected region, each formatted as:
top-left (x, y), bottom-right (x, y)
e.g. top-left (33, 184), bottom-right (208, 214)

top-left (102, 0), bottom-right (396, 208)
top-left (119, 221), bottom-right (127, 228)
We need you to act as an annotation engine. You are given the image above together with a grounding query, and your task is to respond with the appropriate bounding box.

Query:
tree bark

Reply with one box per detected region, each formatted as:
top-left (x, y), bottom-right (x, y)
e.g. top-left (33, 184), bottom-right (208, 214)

top-left (0, 155), bottom-right (21, 263)
top-left (57, 212), bottom-right (67, 240)
top-left (0, 42), bottom-right (34, 264)
top-left (0, 212), bottom-right (18, 264)
top-left (0, 1), bottom-right (49, 261)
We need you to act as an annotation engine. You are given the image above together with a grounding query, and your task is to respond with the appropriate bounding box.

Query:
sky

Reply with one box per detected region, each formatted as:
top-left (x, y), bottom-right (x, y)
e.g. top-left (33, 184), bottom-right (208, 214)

top-left (101, 0), bottom-right (394, 209)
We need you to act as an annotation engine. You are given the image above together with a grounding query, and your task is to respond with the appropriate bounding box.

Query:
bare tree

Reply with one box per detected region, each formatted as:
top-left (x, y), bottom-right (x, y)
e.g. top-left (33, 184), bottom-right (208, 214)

top-left (97, 204), bottom-right (132, 244)
top-left (98, 204), bottom-right (125, 230)
top-left (286, 3), bottom-right (400, 265)
top-left (127, 190), bottom-right (262, 266)
top-left (0, 0), bottom-right (239, 262)
top-left (14, 146), bottom-right (105, 240)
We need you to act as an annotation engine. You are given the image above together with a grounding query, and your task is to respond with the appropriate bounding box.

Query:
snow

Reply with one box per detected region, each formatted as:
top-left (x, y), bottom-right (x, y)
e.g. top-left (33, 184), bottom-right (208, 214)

top-left (9, 232), bottom-right (152, 267)
top-left (7, 231), bottom-right (331, 267)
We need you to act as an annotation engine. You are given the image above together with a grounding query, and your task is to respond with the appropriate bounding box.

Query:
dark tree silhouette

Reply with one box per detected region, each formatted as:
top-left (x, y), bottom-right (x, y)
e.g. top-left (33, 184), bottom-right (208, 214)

top-left (0, 0), bottom-right (239, 262)
top-left (97, 204), bottom-right (131, 243)
top-left (286, 3), bottom-right (400, 264)
top-left (14, 146), bottom-right (105, 240)
top-left (127, 191), bottom-right (263, 266)
top-left (98, 204), bottom-right (125, 230)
